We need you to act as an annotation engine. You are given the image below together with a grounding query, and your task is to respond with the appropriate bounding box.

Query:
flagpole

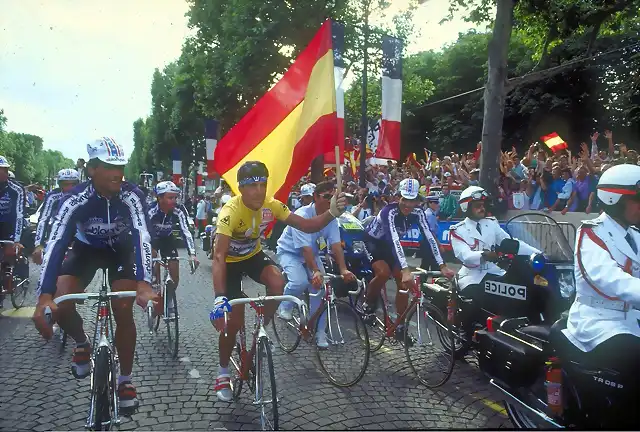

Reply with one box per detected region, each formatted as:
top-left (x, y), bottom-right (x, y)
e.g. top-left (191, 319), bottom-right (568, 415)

top-left (334, 145), bottom-right (342, 194)
top-left (359, 0), bottom-right (370, 189)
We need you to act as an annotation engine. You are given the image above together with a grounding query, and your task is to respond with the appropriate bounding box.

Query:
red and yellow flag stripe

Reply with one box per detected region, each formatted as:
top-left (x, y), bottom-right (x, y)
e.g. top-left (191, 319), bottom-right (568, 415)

top-left (212, 20), bottom-right (338, 202)
top-left (541, 132), bottom-right (568, 153)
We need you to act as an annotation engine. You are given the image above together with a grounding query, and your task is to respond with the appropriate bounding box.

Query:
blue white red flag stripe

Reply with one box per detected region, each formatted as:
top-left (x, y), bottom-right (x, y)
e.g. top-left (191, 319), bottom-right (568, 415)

top-left (377, 36), bottom-right (402, 161)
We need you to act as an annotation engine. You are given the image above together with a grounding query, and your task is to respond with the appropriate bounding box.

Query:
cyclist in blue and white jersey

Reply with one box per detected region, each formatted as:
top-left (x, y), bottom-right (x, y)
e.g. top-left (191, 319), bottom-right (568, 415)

top-left (31, 137), bottom-right (159, 415)
top-left (0, 156), bottom-right (26, 309)
top-left (362, 179), bottom-right (455, 325)
top-left (32, 168), bottom-right (81, 265)
top-left (148, 180), bottom-right (198, 299)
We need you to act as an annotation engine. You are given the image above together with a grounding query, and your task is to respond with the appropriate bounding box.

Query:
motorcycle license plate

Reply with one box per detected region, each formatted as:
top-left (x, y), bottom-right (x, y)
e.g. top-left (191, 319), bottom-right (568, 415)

top-left (484, 281), bottom-right (527, 301)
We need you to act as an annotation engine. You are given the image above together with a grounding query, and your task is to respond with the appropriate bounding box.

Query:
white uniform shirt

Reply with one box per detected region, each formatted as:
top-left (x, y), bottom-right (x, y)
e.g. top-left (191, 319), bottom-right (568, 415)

top-left (450, 217), bottom-right (541, 289)
top-left (563, 213), bottom-right (640, 352)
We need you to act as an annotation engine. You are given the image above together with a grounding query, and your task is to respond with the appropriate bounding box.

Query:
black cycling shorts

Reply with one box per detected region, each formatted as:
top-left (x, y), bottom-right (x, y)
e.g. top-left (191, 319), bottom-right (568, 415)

top-left (363, 235), bottom-right (399, 271)
top-left (0, 222), bottom-right (15, 242)
top-left (224, 250), bottom-right (277, 300)
top-left (152, 236), bottom-right (179, 259)
top-left (60, 240), bottom-right (137, 287)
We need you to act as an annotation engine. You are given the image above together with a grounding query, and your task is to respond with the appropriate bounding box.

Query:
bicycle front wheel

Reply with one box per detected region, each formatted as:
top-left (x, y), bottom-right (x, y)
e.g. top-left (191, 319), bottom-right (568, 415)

top-left (404, 302), bottom-right (455, 388)
top-left (354, 291), bottom-right (386, 352)
top-left (316, 300), bottom-right (370, 387)
top-left (91, 346), bottom-right (113, 431)
top-left (10, 276), bottom-right (28, 309)
top-left (255, 336), bottom-right (278, 431)
top-left (271, 306), bottom-right (302, 353)
top-left (165, 282), bottom-right (179, 359)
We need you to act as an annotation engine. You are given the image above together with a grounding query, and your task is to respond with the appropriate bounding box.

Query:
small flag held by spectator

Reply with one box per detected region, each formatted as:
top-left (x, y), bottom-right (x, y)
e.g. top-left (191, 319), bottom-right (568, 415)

top-left (541, 132), bottom-right (568, 153)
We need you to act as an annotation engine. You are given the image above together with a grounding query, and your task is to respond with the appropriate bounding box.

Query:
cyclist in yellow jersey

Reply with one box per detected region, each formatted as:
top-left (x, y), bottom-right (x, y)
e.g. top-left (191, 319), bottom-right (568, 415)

top-left (210, 161), bottom-right (347, 402)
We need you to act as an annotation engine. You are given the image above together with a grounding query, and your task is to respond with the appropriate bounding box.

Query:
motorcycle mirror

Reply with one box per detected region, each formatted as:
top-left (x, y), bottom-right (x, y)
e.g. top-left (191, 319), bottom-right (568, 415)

top-left (498, 238), bottom-right (520, 255)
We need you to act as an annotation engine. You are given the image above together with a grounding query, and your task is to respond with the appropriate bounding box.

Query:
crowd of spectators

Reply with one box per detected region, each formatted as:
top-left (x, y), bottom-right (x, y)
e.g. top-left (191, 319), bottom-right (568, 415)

top-left (285, 129), bottom-right (634, 221)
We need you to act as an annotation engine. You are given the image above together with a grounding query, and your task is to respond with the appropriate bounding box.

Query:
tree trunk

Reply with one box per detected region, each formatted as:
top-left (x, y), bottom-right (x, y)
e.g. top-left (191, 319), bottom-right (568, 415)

top-left (479, 0), bottom-right (514, 198)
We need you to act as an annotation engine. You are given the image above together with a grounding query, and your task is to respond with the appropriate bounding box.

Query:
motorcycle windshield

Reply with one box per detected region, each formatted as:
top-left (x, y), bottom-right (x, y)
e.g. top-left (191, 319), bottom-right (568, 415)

top-left (337, 213), bottom-right (365, 231)
top-left (504, 213), bottom-right (574, 263)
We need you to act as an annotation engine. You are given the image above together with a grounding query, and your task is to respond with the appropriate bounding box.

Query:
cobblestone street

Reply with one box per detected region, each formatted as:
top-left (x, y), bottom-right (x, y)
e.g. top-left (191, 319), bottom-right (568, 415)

top-left (0, 250), bottom-right (510, 430)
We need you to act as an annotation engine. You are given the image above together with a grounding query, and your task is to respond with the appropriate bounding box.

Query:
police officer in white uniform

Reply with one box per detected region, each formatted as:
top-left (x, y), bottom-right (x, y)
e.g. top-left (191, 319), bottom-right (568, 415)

top-left (562, 164), bottom-right (640, 418)
top-left (450, 186), bottom-right (540, 307)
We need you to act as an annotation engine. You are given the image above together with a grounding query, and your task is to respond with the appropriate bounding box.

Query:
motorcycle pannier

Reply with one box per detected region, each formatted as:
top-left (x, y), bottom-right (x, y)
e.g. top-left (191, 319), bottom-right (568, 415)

top-left (475, 329), bottom-right (546, 388)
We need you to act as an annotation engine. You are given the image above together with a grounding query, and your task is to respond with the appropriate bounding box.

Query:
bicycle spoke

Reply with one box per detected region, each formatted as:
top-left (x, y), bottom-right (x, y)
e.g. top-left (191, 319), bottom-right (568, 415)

top-left (255, 336), bottom-right (278, 430)
top-left (405, 303), bottom-right (455, 388)
top-left (316, 300), bottom-right (370, 387)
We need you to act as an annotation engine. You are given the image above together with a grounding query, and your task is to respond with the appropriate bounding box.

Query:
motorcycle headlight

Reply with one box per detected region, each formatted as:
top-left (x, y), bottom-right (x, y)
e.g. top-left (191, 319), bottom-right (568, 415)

top-left (352, 241), bottom-right (366, 255)
top-left (557, 269), bottom-right (576, 299)
top-left (530, 253), bottom-right (546, 273)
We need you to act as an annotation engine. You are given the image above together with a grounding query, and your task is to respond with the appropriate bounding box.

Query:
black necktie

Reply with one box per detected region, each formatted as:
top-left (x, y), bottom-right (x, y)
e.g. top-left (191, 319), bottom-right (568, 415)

top-left (626, 232), bottom-right (638, 255)
top-left (476, 223), bottom-right (482, 235)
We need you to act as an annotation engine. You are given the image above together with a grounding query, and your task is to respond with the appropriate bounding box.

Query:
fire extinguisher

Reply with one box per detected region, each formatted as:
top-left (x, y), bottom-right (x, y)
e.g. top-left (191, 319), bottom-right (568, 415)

top-left (545, 357), bottom-right (563, 416)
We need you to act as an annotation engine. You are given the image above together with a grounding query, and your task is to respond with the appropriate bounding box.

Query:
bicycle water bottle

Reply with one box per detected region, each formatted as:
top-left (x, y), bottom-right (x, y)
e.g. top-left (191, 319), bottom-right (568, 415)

top-left (545, 357), bottom-right (563, 416)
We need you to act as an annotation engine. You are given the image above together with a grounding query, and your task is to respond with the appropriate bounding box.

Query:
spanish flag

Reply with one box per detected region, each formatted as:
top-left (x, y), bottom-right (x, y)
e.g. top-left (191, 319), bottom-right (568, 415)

top-left (405, 152), bottom-right (421, 168)
top-left (541, 132), bottom-right (568, 153)
top-left (212, 20), bottom-right (339, 202)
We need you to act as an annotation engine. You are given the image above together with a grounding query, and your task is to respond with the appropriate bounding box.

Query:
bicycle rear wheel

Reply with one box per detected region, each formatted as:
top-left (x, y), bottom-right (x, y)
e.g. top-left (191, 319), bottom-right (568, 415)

top-left (91, 346), bottom-right (113, 431)
top-left (256, 336), bottom-right (278, 431)
top-left (10, 276), bottom-right (28, 309)
top-left (316, 300), bottom-right (370, 387)
top-left (271, 306), bottom-right (302, 353)
top-left (165, 282), bottom-right (179, 359)
top-left (404, 302), bottom-right (455, 388)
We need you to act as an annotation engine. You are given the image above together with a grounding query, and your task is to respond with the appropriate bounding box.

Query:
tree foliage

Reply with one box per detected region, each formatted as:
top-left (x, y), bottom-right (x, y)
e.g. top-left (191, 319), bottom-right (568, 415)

top-left (0, 109), bottom-right (74, 184)
top-left (127, 0), bottom-right (417, 180)
top-left (128, 0), bottom-right (640, 181)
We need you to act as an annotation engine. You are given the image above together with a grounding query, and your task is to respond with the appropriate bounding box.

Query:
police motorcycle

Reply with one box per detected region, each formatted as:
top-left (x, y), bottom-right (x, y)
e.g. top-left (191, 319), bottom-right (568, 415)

top-left (472, 218), bottom-right (637, 429)
top-left (430, 213), bottom-right (575, 358)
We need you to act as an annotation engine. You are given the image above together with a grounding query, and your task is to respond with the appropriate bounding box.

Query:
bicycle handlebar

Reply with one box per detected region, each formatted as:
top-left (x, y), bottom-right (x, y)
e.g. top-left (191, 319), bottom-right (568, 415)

top-left (44, 291), bottom-right (138, 324)
top-left (221, 295), bottom-right (309, 338)
top-left (411, 267), bottom-right (443, 277)
top-left (152, 256), bottom-right (199, 274)
top-left (308, 273), bottom-right (363, 298)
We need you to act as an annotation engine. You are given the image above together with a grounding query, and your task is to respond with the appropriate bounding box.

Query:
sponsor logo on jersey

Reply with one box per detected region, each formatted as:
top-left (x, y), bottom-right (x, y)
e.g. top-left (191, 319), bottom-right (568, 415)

top-left (220, 216), bottom-right (231, 226)
top-left (262, 208), bottom-right (274, 223)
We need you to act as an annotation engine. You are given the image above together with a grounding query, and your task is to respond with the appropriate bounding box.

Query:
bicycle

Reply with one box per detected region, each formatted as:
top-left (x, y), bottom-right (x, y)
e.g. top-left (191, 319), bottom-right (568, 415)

top-left (272, 273), bottom-right (370, 387)
top-left (45, 268), bottom-right (137, 431)
top-left (0, 240), bottom-right (30, 309)
top-left (146, 256), bottom-right (198, 358)
top-left (352, 268), bottom-right (455, 388)
top-left (214, 294), bottom-right (308, 431)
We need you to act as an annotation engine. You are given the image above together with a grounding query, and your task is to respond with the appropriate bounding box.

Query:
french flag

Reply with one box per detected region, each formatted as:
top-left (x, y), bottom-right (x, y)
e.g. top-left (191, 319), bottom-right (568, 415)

top-left (171, 148), bottom-right (182, 184)
top-left (377, 36), bottom-right (403, 161)
top-left (205, 119), bottom-right (220, 179)
top-left (324, 21), bottom-right (345, 165)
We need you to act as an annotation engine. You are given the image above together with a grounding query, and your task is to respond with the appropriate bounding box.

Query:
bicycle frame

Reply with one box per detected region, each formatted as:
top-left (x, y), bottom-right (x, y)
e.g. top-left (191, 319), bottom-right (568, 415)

top-left (151, 257), bottom-right (196, 318)
top-left (45, 270), bottom-right (137, 430)
top-left (0, 239), bottom-right (19, 294)
top-left (378, 269), bottom-right (443, 338)
top-left (223, 295), bottom-right (308, 381)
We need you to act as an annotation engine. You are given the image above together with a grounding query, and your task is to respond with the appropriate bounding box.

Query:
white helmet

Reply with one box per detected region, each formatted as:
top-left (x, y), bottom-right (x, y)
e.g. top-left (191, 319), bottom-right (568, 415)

top-left (220, 194), bottom-right (232, 206)
top-left (459, 185), bottom-right (489, 213)
top-left (0, 156), bottom-right (10, 168)
top-left (7, 170), bottom-right (15, 179)
top-left (398, 178), bottom-right (420, 199)
top-left (57, 168), bottom-right (81, 182)
top-left (155, 180), bottom-right (180, 195)
top-left (597, 164), bottom-right (640, 206)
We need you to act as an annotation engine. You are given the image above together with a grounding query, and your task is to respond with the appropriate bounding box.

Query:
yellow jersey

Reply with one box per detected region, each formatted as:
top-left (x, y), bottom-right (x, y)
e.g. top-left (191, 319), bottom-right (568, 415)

top-left (215, 195), bottom-right (291, 262)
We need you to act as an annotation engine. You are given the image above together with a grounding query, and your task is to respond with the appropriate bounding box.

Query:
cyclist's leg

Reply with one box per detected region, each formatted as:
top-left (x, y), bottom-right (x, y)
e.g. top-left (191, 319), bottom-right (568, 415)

top-left (57, 242), bottom-right (99, 378)
top-left (163, 237), bottom-right (180, 289)
top-left (366, 259), bottom-right (392, 308)
top-left (391, 266), bottom-right (408, 317)
top-left (276, 252), bottom-right (311, 319)
top-left (108, 246), bottom-right (140, 413)
top-left (216, 264), bottom-right (244, 402)
top-left (251, 252), bottom-right (284, 326)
